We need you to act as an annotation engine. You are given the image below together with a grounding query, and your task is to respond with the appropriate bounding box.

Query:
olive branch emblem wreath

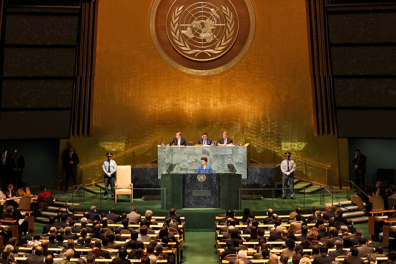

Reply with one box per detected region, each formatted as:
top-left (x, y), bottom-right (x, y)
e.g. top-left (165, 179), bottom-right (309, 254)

top-left (170, 5), bottom-right (235, 57)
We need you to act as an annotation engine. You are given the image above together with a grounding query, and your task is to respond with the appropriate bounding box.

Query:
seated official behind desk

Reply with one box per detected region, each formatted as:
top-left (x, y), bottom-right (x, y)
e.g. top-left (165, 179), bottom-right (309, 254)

top-left (218, 131), bottom-right (233, 145)
top-left (170, 132), bottom-right (187, 146)
top-left (196, 157), bottom-right (212, 173)
top-left (198, 133), bottom-right (212, 146)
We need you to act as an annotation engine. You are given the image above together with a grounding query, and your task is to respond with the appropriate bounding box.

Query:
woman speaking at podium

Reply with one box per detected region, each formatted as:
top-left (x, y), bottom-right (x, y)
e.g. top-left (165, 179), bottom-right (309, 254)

top-left (196, 157), bottom-right (212, 173)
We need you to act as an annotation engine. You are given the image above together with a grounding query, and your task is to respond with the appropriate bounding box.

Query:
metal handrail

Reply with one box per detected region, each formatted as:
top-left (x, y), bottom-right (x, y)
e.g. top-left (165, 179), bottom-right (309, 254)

top-left (345, 179), bottom-right (369, 198)
top-left (79, 143), bottom-right (150, 171)
top-left (257, 142), bottom-right (330, 169)
top-left (257, 142), bottom-right (331, 185)
top-left (64, 183), bottom-right (84, 207)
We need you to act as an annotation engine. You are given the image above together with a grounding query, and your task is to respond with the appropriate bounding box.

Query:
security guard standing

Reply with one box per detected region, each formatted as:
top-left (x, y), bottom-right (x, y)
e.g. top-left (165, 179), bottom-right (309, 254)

top-left (281, 152), bottom-right (296, 200)
top-left (102, 152), bottom-right (117, 200)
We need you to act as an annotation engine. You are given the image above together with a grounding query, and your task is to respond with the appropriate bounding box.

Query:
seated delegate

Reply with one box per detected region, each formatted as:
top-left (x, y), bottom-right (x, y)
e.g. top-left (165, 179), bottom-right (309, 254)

top-left (196, 157), bottom-right (212, 173)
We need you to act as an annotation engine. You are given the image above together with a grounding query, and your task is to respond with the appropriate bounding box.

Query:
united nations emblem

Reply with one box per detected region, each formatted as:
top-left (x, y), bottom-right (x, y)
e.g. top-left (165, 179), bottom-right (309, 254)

top-left (167, 2), bottom-right (239, 61)
top-left (150, 0), bottom-right (255, 75)
top-left (197, 174), bottom-right (206, 182)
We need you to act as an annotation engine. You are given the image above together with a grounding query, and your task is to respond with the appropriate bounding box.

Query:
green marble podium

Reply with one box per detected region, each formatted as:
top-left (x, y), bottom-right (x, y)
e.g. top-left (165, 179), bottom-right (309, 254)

top-left (161, 173), bottom-right (241, 210)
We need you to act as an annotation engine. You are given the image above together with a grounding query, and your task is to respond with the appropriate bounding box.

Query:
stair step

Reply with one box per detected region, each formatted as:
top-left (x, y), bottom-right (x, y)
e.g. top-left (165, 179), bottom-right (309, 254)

top-left (41, 211), bottom-right (58, 217)
top-left (36, 216), bottom-right (50, 223)
top-left (343, 211), bottom-right (365, 218)
top-left (53, 201), bottom-right (80, 207)
top-left (275, 179), bottom-right (300, 188)
top-left (326, 201), bottom-right (352, 207)
top-left (84, 186), bottom-right (101, 194)
top-left (47, 206), bottom-right (67, 212)
top-left (349, 217), bottom-right (369, 223)
top-left (95, 183), bottom-right (105, 190)
top-left (341, 206), bottom-right (359, 212)
top-left (299, 186), bottom-right (322, 194)
top-left (294, 182), bottom-right (312, 190)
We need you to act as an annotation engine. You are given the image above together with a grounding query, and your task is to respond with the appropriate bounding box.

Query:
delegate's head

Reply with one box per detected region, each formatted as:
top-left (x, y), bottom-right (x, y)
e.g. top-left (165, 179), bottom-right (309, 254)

top-left (285, 152), bottom-right (291, 160)
top-left (1, 146), bottom-right (6, 152)
top-left (202, 133), bottom-right (208, 140)
top-left (8, 184), bottom-right (14, 191)
top-left (222, 131), bottom-right (228, 139)
top-left (69, 146), bottom-right (74, 152)
top-left (201, 157), bottom-right (207, 165)
top-left (176, 132), bottom-right (181, 139)
top-left (106, 152), bottom-right (113, 160)
top-left (376, 181), bottom-right (382, 188)
top-left (131, 206), bottom-right (138, 213)
top-left (355, 149), bottom-right (361, 156)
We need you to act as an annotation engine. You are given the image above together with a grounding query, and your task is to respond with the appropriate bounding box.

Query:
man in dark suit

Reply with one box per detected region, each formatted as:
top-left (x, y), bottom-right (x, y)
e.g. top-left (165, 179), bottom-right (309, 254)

top-left (107, 208), bottom-right (121, 223)
top-left (352, 149), bottom-right (366, 188)
top-left (128, 231), bottom-right (144, 249)
top-left (54, 214), bottom-right (68, 229)
top-left (328, 240), bottom-right (347, 258)
top-left (312, 245), bottom-right (334, 264)
top-left (221, 240), bottom-right (238, 260)
top-left (118, 248), bottom-right (131, 264)
top-left (89, 206), bottom-right (100, 221)
top-left (218, 131), bottom-right (233, 145)
top-left (263, 208), bottom-right (274, 224)
top-left (268, 228), bottom-right (283, 241)
top-left (10, 149), bottom-right (25, 188)
top-left (106, 233), bottom-right (122, 249)
top-left (166, 208), bottom-right (181, 223)
top-left (26, 246), bottom-right (45, 264)
top-left (344, 247), bottom-right (363, 264)
top-left (198, 133), bottom-right (212, 146)
top-left (346, 219), bottom-right (356, 233)
top-left (323, 205), bottom-right (335, 221)
top-left (169, 132), bottom-right (187, 146)
top-left (296, 225), bottom-right (308, 241)
top-left (63, 146), bottom-right (80, 191)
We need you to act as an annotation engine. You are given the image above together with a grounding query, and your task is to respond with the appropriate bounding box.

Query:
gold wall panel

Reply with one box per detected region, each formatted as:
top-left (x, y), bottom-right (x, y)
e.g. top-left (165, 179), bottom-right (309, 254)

top-left (61, 0), bottom-right (349, 186)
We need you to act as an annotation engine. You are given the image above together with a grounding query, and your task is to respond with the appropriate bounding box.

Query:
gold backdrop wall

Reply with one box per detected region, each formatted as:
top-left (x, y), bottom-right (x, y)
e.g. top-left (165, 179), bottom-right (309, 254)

top-left (61, 0), bottom-right (349, 186)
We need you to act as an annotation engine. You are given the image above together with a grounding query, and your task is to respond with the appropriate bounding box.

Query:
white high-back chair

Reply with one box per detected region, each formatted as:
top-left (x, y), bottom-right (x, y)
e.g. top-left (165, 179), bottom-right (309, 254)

top-left (115, 165), bottom-right (133, 203)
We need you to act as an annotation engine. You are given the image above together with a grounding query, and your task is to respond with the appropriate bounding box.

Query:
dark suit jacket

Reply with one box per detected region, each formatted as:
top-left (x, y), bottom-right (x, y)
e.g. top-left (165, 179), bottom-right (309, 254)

top-left (106, 242), bottom-right (122, 249)
top-left (26, 255), bottom-right (45, 264)
top-left (89, 210), bottom-right (100, 221)
top-left (101, 250), bottom-right (111, 259)
top-left (167, 214), bottom-right (181, 224)
top-left (263, 217), bottom-right (274, 224)
top-left (218, 138), bottom-right (233, 145)
top-left (323, 210), bottom-right (335, 220)
top-left (328, 248), bottom-right (347, 258)
top-left (198, 138), bottom-right (213, 145)
top-left (127, 240), bottom-right (144, 250)
top-left (268, 230), bottom-right (282, 241)
top-left (170, 137), bottom-right (187, 146)
top-left (352, 154), bottom-right (366, 175)
top-left (221, 248), bottom-right (238, 259)
top-left (312, 255), bottom-right (335, 264)
top-left (344, 256), bottom-right (363, 264)
top-left (11, 155), bottom-right (25, 171)
top-left (63, 152), bottom-right (80, 171)
top-left (106, 212), bottom-right (121, 223)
